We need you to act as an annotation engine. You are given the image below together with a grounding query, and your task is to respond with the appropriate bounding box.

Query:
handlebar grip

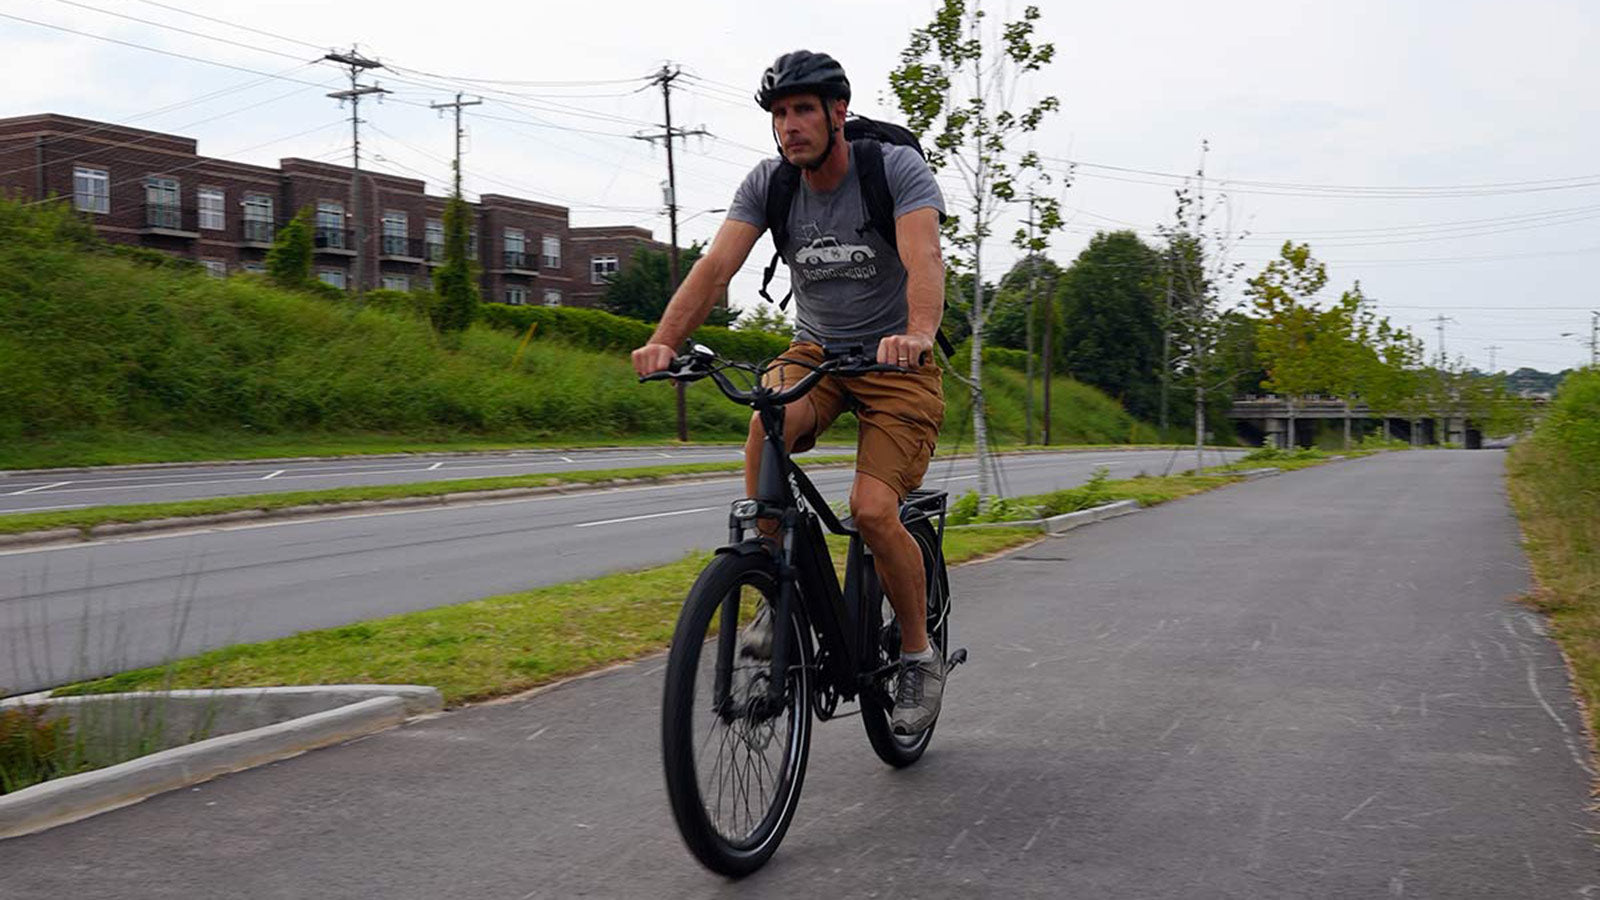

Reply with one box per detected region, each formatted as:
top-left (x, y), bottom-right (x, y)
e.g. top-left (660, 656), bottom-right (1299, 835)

top-left (638, 370), bottom-right (677, 383)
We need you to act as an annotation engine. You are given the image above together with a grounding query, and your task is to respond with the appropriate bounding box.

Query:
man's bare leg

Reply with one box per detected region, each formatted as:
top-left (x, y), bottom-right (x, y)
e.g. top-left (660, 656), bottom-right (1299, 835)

top-left (849, 473), bottom-right (928, 652)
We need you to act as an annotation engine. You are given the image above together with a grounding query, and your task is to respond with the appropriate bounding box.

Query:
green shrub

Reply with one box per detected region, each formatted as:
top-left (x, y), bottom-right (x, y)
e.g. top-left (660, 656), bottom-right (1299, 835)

top-left (476, 304), bottom-right (789, 362)
top-left (0, 705), bottom-right (70, 795)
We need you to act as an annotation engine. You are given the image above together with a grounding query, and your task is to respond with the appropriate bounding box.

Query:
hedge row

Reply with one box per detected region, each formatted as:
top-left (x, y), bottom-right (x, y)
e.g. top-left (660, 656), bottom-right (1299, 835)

top-left (478, 304), bottom-right (790, 362)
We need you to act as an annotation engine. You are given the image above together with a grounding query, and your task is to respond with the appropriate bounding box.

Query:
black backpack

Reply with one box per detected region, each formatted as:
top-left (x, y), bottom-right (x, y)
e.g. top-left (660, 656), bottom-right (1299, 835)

top-left (757, 115), bottom-right (956, 357)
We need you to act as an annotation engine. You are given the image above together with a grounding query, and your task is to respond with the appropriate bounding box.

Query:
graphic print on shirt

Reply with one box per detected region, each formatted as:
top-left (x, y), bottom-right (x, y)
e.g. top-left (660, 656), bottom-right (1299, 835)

top-left (791, 220), bottom-right (879, 286)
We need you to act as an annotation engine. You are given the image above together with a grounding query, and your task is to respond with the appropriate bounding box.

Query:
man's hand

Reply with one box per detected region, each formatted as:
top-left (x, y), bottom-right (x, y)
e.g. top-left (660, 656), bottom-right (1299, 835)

top-left (876, 332), bottom-right (935, 368)
top-left (632, 342), bottom-right (678, 377)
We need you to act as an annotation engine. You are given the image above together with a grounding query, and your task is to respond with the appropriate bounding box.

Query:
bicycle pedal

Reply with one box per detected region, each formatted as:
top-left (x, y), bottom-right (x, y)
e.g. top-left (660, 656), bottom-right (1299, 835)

top-left (947, 647), bottom-right (969, 668)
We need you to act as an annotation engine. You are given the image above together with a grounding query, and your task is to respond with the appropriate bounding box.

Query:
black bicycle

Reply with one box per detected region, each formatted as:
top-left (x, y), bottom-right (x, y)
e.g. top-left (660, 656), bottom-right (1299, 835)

top-left (642, 343), bottom-right (965, 877)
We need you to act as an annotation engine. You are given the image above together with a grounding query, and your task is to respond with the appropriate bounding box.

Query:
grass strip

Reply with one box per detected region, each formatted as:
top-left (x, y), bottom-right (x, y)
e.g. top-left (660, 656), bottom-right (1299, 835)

top-left (1505, 423), bottom-right (1599, 751)
top-left (57, 528), bottom-right (1042, 706)
top-left (0, 457), bottom-right (856, 536)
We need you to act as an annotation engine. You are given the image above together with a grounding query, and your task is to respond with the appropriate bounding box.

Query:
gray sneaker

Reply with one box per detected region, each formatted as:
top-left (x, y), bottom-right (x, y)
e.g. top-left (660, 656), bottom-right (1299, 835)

top-left (736, 600), bottom-right (773, 661)
top-left (890, 649), bottom-right (946, 734)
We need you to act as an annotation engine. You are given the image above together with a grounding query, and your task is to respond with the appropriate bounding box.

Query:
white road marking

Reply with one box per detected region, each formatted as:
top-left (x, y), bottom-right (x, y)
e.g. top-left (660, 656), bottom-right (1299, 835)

top-left (1, 503), bottom-right (88, 513)
top-left (7, 481), bottom-right (70, 496)
top-left (560, 457), bottom-right (574, 463)
top-left (574, 506), bottom-right (719, 528)
top-left (428, 462), bottom-right (443, 471)
top-left (261, 470), bottom-right (284, 480)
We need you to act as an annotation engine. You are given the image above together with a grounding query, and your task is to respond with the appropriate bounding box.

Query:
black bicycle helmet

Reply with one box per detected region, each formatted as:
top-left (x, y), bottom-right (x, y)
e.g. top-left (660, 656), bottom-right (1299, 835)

top-left (755, 50), bottom-right (851, 111)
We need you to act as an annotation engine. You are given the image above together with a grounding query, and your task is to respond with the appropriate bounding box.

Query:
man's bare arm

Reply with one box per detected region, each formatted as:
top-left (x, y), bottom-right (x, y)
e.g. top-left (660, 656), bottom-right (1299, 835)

top-left (631, 219), bottom-right (763, 375)
top-left (877, 207), bottom-right (944, 366)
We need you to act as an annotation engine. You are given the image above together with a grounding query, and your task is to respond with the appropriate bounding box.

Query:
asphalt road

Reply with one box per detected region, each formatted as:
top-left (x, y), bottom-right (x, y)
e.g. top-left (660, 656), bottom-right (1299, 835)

top-left (6, 450), bottom-right (1595, 898)
top-left (0, 446), bottom-right (769, 514)
top-left (0, 448), bottom-right (1239, 694)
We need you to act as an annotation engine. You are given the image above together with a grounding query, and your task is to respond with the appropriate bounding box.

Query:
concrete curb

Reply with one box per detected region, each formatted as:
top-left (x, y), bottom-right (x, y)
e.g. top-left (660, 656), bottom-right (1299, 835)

top-left (0, 685), bottom-right (442, 840)
top-left (948, 498), bottom-right (1143, 534)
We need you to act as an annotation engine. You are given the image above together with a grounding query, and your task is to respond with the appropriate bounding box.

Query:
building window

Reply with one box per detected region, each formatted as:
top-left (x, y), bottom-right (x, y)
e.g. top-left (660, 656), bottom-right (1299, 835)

top-left (382, 210), bottom-right (409, 256)
top-left (505, 285), bottom-right (528, 306)
top-left (73, 167), bottom-right (109, 214)
top-left (543, 289), bottom-right (562, 307)
top-left (243, 194), bottom-right (274, 242)
top-left (542, 234), bottom-right (561, 269)
top-left (200, 259), bottom-right (227, 278)
top-left (590, 254), bottom-right (620, 284)
top-left (241, 261), bottom-right (265, 274)
top-left (424, 219), bottom-right (444, 262)
top-left (145, 176), bottom-right (181, 229)
top-left (503, 228), bottom-right (526, 269)
top-left (318, 269), bottom-right (346, 289)
top-left (198, 188), bottom-right (225, 231)
top-left (468, 226), bottom-right (478, 260)
top-left (316, 202), bottom-right (345, 249)
top-left (381, 274), bottom-right (410, 291)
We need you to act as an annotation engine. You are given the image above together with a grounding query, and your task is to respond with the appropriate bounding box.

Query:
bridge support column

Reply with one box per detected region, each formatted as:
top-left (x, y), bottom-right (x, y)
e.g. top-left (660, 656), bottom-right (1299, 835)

top-left (1262, 417), bottom-right (1287, 449)
top-left (1445, 416), bottom-right (1467, 448)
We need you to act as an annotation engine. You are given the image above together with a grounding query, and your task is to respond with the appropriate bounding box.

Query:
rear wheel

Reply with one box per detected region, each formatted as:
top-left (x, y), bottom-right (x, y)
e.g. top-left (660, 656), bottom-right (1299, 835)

top-left (661, 552), bottom-right (812, 877)
top-left (861, 517), bottom-right (949, 767)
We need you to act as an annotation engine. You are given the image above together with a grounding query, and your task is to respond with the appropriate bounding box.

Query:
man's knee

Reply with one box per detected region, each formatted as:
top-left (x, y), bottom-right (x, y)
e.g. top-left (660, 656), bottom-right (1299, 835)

top-left (849, 484), bottom-right (901, 542)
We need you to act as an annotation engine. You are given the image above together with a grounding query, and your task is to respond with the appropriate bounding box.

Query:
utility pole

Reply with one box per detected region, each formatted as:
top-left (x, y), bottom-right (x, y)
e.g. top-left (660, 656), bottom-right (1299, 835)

top-left (1022, 197), bottom-right (1036, 446)
top-left (1428, 313), bottom-right (1455, 368)
top-left (1591, 310), bottom-right (1599, 368)
top-left (430, 92), bottom-right (482, 197)
top-left (635, 63), bottom-right (709, 442)
top-left (325, 48), bottom-right (387, 294)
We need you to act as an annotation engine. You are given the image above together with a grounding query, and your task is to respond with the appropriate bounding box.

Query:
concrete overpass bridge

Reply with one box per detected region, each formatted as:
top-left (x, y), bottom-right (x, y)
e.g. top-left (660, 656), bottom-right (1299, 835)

top-left (1226, 396), bottom-right (1481, 449)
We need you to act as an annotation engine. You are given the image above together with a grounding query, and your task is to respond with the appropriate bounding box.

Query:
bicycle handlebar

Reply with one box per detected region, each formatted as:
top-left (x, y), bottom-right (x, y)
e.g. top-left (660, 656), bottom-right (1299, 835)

top-left (637, 345), bottom-right (910, 409)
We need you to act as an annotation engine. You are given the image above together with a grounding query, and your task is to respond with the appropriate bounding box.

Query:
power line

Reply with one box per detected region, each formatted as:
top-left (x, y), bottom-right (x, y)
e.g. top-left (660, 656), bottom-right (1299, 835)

top-left (129, 0), bottom-right (327, 52)
top-left (47, 0), bottom-right (312, 64)
top-left (0, 10), bottom-right (334, 87)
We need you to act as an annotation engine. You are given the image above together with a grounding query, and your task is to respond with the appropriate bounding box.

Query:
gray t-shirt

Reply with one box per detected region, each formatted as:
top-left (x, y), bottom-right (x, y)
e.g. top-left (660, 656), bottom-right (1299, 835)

top-left (727, 144), bottom-right (945, 347)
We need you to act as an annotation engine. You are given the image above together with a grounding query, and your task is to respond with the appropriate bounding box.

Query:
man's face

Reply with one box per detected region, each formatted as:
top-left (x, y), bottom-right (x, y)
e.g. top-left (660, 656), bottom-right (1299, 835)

top-left (771, 94), bottom-right (843, 167)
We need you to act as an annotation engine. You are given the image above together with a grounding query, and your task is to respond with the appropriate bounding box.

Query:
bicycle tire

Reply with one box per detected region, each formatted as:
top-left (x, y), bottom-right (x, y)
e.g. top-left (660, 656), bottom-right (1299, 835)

top-left (861, 516), bottom-right (950, 767)
top-left (661, 552), bottom-right (813, 877)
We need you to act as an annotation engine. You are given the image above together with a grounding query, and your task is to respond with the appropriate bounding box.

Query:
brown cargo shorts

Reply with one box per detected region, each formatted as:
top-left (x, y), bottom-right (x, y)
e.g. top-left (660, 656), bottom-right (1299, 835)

top-left (763, 341), bottom-right (945, 499)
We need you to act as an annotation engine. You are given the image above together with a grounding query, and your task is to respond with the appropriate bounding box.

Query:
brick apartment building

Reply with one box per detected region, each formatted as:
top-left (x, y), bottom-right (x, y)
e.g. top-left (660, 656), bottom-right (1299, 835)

top-left (0, 113), bottom-right (672, 307)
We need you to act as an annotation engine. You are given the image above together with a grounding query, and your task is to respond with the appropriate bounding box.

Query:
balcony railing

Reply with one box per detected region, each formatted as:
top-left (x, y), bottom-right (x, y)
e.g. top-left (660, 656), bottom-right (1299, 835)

top-left (314, 227), bottom-right (351, 251)
top-left (502, 250), bottom-right (531, 270)
top-left (143, 202), bottom-right (189, 233)
top-left (243, 219), bottom-right (275, 244)
top-left (381, 235), bottom-right (425, 259)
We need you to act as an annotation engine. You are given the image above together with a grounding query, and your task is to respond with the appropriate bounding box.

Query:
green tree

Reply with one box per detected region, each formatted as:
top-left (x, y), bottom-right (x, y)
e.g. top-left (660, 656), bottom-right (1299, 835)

top-left (601, 243), bottom-right (737, 327)
top-left (1247, 241), bottom-right (1330, 447)
top-left (1056, 231), bottom-right (1166, 422)
top-left (265, 206), bottom-right (314, 291)
top-left (433, 194), bottom-right (480, 334)
top-left (891, 0), bottom-right (1062, 508)
top-left (732, 302), bottom-right (794, 340)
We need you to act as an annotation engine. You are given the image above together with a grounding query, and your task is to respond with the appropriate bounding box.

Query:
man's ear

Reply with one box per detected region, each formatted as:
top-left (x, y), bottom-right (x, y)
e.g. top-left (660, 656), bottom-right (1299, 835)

top-left (832, 99), bottom-right (849, 131)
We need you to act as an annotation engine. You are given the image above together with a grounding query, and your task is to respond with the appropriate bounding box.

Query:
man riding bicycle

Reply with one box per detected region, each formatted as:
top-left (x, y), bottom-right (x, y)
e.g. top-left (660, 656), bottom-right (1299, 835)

top-left (631, 50), bottom-right (949, 734)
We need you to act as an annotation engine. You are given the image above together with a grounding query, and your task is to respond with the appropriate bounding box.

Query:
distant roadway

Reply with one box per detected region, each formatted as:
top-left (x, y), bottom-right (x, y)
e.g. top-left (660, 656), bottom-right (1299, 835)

top-left (0, 444), bottom-right (1229, 513)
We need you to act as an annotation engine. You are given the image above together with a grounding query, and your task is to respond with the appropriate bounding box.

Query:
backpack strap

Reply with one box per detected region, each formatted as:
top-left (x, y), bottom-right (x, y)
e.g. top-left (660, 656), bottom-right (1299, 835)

top-left (854, 138), bottom-right (958, 358)
top-left (758, 161), bottom-right (802, 310)
top-left (851, 139), bottom-right (897, 250)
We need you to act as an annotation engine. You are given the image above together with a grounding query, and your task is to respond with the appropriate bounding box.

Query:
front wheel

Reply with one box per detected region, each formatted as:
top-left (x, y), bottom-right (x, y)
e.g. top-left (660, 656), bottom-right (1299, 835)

top-left (661, 552), bottom-right (812, 877)
top-left (861, 517), bottom-right (949, 767)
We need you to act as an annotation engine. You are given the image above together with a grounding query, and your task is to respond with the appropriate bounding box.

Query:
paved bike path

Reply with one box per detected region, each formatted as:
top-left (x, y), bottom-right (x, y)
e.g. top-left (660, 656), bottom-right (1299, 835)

top-left (7, 451), bottom-right (1597, 897)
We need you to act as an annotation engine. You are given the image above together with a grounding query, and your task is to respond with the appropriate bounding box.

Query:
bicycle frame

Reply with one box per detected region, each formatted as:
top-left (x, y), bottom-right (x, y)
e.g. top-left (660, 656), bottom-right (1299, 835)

top-left (717, 383), bottom-right (948, 716)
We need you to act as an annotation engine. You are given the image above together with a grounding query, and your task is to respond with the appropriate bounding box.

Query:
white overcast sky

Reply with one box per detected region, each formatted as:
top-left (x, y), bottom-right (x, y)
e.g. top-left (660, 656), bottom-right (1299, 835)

top-left (5, 0), bottom-right (1597, 373)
